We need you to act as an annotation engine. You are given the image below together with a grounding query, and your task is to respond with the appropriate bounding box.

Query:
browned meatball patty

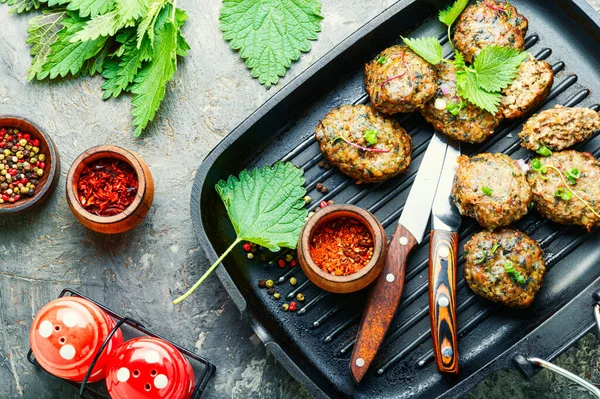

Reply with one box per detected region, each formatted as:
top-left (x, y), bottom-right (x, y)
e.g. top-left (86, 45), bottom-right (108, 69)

top-left (365, 45), bottom-right (437, 114)
top-left (454, 0), bottom-right (528, 63)
top-left (464, 229), bottom-right (546, 308)
top-left (500, 58), bottom-right (554, 119)
top-left (421, 63), bottom-right (502, 143)
top-left (315, 105), bottom-right (412, 184)
top-left (453, 153), bottom-right (532, 230)
top-left (520, 105), bottom-right (600, 152)
top-left (527, 151), bottom-right (600, 231)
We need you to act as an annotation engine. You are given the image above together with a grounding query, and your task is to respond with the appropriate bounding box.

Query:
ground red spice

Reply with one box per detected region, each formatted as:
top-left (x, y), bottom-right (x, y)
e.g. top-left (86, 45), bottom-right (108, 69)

top-left (77, 159), bottom-right (138, 217)
top-left (309, 217), bottom-right (374, 276)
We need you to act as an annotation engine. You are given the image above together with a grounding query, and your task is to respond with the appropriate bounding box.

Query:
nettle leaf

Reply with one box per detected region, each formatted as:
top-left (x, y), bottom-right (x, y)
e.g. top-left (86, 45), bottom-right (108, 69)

top-left (173, 161), bottom-right (307, 304)
top-left (174, 7), bottom-right (189, 56)
top-left (438, 0), bottom-right (468, 27)
top-left (402, 36), bottom-right (443, 65)
top-left (1, 0), bottom-right (42, 14)
top-left (136, 0), bottom-right (167, 48)
top-left (80, 39), bottom-right (110, 76)
top-left (66, 0), bottom-right (114, 18)
top-left (216, 162), bottom-right (308, 251)
top-left (130, 19), bottom-right (177, 136)
top-left (26, 9), bottom-right (66, 80)
top-left (116, 0), bottom-right (148, 22)
top-left (473, 45), bottom-right (529, 92)
top-left (41, 13), bottom-right (108, 79)
top-left (456, 70), bottom-right (501, 114)
top-left (102, 36), bottom-right (151, 98)
top-left (70, 10), bottom-right (126, 42)
top-left (220, 0), bottom-right (323, 87)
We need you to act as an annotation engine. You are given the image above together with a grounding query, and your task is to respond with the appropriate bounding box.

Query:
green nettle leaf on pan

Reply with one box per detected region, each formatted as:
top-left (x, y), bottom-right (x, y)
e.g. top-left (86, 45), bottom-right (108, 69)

top-left (219, 0), bottom-right (323, 87)
top-left (402, 36), bottom-right (443, 65)
top-left (473, 45), bottom-right (529, 92)
top-left (5, 0), bottom-right (190, 136)
top-left (173, 162), bottom-right (308, 304)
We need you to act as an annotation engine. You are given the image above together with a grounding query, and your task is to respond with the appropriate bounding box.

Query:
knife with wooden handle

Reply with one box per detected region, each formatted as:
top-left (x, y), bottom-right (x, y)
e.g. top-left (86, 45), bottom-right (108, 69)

top-left (429, 135), bottom-right (461, 374)
top-left (351, 132), bottom-right (450, 384)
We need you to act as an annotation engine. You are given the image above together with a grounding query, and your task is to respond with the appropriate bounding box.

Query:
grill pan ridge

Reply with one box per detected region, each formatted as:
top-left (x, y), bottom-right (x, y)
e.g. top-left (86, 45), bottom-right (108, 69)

top-left (190, 1), bottom-right (600, 398)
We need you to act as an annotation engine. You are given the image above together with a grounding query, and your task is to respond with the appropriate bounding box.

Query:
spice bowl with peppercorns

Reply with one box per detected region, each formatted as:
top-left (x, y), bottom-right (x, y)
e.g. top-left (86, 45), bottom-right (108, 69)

top-left (297, 204), bottom-right (386, 294)
top-left (66, 145), bottom-right (154, 234)
top-left (0, 116), bottom-right (60, 216)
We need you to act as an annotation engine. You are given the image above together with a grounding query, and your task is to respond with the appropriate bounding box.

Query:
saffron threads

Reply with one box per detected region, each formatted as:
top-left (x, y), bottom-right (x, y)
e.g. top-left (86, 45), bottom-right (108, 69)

top-left (309, 217), bottom-right (374, 276)
top-left (77, 159), bottom-right (138, 217)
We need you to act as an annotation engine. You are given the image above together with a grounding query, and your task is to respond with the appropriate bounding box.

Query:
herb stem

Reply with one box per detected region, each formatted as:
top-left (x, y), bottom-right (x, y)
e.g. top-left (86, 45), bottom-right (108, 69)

top-left (173, 237), bottom-right (242, 305)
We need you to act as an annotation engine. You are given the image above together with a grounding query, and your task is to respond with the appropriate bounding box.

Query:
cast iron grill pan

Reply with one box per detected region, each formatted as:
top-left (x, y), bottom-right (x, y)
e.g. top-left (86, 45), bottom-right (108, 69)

top-left (190, 1), bottom-right (600, 397)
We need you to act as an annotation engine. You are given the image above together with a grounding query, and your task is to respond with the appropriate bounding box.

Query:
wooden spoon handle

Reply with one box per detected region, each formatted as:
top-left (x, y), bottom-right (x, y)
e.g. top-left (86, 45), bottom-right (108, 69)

top-left (429, 229), bottom-right (459, 374)
top-left (351, 223), bottom-right (417, 383)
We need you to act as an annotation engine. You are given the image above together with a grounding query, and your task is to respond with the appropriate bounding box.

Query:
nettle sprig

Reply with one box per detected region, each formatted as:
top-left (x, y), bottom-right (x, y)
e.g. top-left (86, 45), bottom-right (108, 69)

top-left (401, 0), bottom-right (528, 114)
top-left (1, 0), bottom-right (190, 137)
top-left (531, 157), bottom-right (600, 218)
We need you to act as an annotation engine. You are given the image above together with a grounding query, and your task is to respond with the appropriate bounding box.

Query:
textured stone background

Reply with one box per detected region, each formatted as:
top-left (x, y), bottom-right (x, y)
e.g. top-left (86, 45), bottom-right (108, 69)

top-left (0, 1), bottom-right (599, 398)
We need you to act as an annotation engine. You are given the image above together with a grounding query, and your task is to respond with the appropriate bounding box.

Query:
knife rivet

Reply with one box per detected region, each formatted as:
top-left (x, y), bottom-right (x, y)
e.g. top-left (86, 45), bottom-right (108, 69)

top-left (439, 246), bottom-right (449, 258)
top-left (356, 358), bottom-right (365, 367)
top-left (442, 347), bottom-right (453, 358)
top-left (399, 236), bottom-right (408, 245)
top-left (386, 273), bottom-right (395, 283)
top-left (438, 295), bottom-right (449, 307)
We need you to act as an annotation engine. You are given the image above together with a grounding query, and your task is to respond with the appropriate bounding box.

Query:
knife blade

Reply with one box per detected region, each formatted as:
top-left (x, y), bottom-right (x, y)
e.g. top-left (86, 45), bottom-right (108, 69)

top-left (428, 133), bottom-right (461, 374)
top-left (350, 133), bottom-right (450, 383)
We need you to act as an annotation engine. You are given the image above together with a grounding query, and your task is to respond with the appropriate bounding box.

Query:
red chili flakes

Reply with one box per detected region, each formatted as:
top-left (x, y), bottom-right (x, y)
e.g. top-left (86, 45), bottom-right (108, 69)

top-left (77, 159), bottom-right (138, 217)
top-left (309, 217), bottom-right (374, 276)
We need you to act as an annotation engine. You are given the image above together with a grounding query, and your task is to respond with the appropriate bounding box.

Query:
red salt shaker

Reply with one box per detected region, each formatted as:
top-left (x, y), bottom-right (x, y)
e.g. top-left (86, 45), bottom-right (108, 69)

top-left (105, 337), bottom-right (196, 399)
top-left (30, 296), bottom-right (124, 383)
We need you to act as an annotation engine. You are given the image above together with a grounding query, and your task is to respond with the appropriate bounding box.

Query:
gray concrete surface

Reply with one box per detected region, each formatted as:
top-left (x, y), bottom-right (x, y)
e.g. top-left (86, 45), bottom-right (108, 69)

top-left (0, 1), bottom-right (599, 398)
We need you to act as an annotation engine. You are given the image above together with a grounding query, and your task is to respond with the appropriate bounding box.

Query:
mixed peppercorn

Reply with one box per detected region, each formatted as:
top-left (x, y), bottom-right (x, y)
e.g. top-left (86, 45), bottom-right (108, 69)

top-left (0, 128), bottom-right (47, 204)
top-left (77, 159), bottom-right (138, 217)
top-left (309, 217), bottom-right (374, 276)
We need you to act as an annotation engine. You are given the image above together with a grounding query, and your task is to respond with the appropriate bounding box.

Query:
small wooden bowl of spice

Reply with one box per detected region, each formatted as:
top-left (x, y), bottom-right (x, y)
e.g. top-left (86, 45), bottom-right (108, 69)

top-left (66, 145), bottom-right (154, 234)
top-left (0, 116), bottom-right (60, 216)
top-left (297, 204), bottom-right (386, 294)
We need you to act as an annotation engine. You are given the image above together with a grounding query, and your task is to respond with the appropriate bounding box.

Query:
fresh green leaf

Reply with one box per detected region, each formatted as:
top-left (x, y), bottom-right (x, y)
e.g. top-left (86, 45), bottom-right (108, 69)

top-left (102, 36), bottom-right (151, 98)
top-left (116, 0), bottom-right (148, 22)
top-left (66, 0), bottom-right (114, 18)
top-left (79, 40), bottom-right (110, 76)
top-left (481, 186), bottom-right (493, 196)
top-left (70, 11), bottom-right (126, 42)
top-left (136, 0), bottom-right (167, 48)
top-left (473, 45), bottom-right (529, 92)
top-left (1, 0), bottom-right (42, 14)
top-left (439, 0), bottom-right (468, 27)
top-left (536, 145), bottom-right (552, 157)
top-left (173, 162), bottom-right (308, 304)
top-left (402, 36), bottom-right (443, 65)
top-left (364, 129), bottom-right (379, 145)
top-left (130, 19), bottom-right (177, 136)
top-left (26, 9), bottom-right (67, 80)
top-left (220, 0), bottom-right (323, 87)
top-left (456, 70), bottom-right (501, 114)
top-left (174, 7), bottom-right (189, 57)
top-left (40, 13), bottom-right (108, 79)
top-left (453, 50), bottom-right (465, 71)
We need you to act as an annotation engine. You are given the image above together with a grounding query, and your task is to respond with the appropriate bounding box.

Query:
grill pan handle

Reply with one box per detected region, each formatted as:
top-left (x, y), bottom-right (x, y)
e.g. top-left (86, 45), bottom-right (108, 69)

top-left (593, 288), bottom-right (600, 336)
top-left (526, 357), bottom-right (600, 398)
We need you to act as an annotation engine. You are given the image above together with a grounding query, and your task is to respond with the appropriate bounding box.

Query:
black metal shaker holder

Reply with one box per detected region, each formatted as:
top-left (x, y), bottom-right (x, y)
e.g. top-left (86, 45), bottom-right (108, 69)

top-left (27, 288), bottom-right (216, 399)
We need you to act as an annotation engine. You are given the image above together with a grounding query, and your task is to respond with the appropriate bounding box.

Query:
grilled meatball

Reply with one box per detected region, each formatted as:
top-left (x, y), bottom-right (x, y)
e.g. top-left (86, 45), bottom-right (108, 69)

top-left (453, 153), bottom-right (532, 230)
top-left (464, 229), bottom-right (546, 308)
top-left (315, 104), bottom-right (412, 183)
top-left (454, 0), bottom-right (528, 63)
top-left (526, 150), bottom-right (600, 231)
top-left (420, 63), bottom-right (502, 143)
top-left (500, 58), bottom-right (554, 119)
top-left (519, 105), bottom-right (600, 152)
top-left (365, 45), bottom-right (437, 114)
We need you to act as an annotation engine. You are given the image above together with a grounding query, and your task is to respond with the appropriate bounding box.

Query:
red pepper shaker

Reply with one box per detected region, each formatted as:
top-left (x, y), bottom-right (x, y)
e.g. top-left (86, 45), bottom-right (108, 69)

top-left (30, 297), bottom-right (124, 383)
top-left (105, 337), bottom-right (195, 399)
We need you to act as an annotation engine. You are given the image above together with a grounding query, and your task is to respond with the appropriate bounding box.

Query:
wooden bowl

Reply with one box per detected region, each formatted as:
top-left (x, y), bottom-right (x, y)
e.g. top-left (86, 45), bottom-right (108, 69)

top-left (297, 204), bottom-right (386, 294)
top-left (0, 116), bottom-right (60, 216)
top-left (66, 145), bottom-right (154, 234)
